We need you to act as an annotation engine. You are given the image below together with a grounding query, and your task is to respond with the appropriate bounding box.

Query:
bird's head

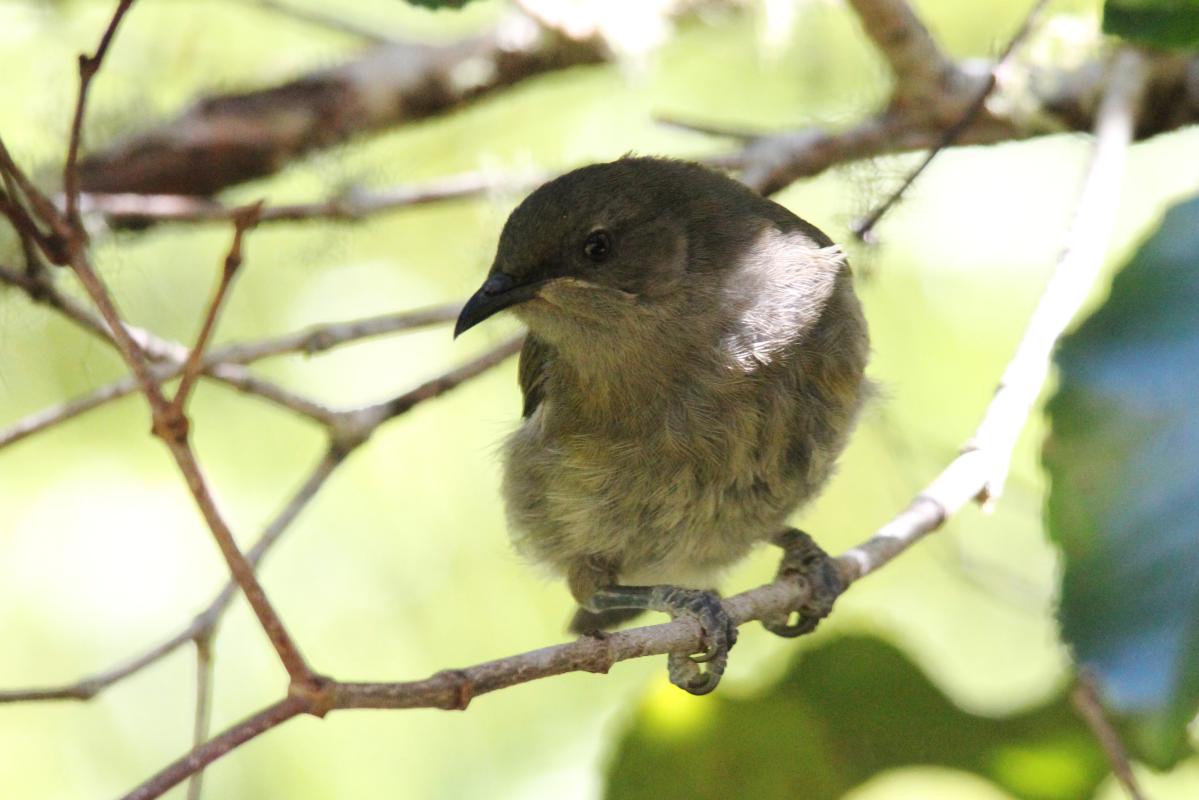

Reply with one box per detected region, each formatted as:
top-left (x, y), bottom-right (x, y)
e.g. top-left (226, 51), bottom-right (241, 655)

top-left (454, 158), bottom-right (710, 342)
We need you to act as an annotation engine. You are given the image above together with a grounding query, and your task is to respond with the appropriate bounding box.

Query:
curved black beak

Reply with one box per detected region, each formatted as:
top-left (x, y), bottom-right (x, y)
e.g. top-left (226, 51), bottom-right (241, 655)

top-left (454, 272), bottom-right (542, 337)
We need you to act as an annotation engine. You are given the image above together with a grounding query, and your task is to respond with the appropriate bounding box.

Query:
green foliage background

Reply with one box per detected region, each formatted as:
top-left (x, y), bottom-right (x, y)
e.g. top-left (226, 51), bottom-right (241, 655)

top-left (0, 0), bottom-right (1197, 798)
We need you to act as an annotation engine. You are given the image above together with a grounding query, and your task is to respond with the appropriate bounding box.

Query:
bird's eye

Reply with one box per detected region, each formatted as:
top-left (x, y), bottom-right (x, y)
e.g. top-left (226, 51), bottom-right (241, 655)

top-left (582, 230), bottom-right (611, 263)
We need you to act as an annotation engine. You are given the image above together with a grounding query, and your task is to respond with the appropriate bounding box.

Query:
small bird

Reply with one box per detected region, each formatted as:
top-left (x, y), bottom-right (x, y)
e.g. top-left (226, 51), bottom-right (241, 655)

top-left (455, 157), bottom-right (869, 693)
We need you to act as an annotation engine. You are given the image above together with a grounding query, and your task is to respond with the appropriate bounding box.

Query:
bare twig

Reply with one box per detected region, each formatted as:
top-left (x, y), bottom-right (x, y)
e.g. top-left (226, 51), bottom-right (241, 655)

top-left (211, 303), bottom-right (460, 363)
top-left (123, 696), bottom-right (310, 800)
top-left (63, 0), bottom-right (136, 232)
top-left (0, 337), bottom-right (521, 708)
top-left (1071, 673), bottom-right (1147, 800)
top-left (71, 243), bottom-right (316, 682)
top-left (0, 300), bottom-right (461, 450)
top-left (0, 262), bottom-right (345, 433)
top-left (72, 170), bottom-right (542, 228)
top-left (0, 138), bottom-right (72, 261)
top-left (54, 0), bottom-right (315, 688)
top-left (185, 635), bottom-right (216, 800)
top-left (851, 0), bottom-right (1050, 242)
top-left (171, 203), bottom-right (263, 414)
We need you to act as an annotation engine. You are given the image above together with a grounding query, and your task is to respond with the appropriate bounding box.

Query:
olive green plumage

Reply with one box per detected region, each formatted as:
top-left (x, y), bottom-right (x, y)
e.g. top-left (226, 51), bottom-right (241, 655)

top-left (458, 156), bottom-right (869, 632)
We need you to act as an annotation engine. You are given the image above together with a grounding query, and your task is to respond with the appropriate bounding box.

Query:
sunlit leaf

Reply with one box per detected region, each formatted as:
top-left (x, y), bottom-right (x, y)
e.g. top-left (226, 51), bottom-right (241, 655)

top-left (605, 636), bottom-right (1107, 800)
top-left (1045, 193), bottom-right (1199, 767)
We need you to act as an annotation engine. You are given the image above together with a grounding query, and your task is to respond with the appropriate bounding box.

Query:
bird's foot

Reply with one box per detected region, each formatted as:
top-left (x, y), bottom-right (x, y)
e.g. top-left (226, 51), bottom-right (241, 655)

top-left (762, 528), bottom-right (844, 638)
top-left (587, 584), bottom-right (737, 695)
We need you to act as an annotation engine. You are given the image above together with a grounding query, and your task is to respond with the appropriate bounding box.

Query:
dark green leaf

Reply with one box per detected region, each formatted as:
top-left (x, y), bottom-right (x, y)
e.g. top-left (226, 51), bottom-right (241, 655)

top-left (1045, 193), bottom-right (1199, 767)
top-left (1103, 0), bottom-right (1199, 48)
top-left (605, 636), bottom-right (1107, 800)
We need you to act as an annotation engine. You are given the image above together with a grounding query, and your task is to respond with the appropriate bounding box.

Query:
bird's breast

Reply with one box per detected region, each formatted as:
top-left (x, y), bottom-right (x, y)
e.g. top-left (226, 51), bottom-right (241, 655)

top-left (500, 372), bottom-right (828, 580)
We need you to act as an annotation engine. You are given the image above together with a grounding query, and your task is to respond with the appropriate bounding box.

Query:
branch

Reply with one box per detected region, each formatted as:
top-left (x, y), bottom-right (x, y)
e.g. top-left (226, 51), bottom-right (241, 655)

top-left (185, 635), bottom-right (215, 800)
top-left (77, 14), bottom-right (606, 196)
top-left (71, 170), bottom-right (543, 229)
top-left (0, 263), bottom-right (345, 433)
top-left (844, 0), bottom-right (958, 101)
top-left (123, 696), bottom-right (310, 800)
top-left (714, 46), bottom-right (1197, 198)
top-left (114, 40), bottom-right (1154, 800)
top-left (170, 202), bottom-right (262, 414)
top-left (851, 0), bottom-right (1050, 241)
top-left (52, 0), bottom-right (316, 688)
top-left (63, 0), bottom-right (136, 231)
top-left (1072, 673), bottom-right (1146, 800)
top-left (0, 339), bottom-right (521, 706)
top-left (0, 299), bottom-right (461, 450)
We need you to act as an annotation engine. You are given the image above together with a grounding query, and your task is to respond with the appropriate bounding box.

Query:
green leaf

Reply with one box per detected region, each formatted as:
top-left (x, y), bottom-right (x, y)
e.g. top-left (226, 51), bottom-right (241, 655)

top-left (1103, 0), bottom-right (1199, 48)
top-left (605, 636), bottom-right (1107, 800)
top-left (1045, 193), bottom-right (1199, 767)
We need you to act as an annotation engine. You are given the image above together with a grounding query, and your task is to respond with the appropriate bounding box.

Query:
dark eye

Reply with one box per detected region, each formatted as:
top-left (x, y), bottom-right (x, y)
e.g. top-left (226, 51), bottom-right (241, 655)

top-left (582, 230), bottom-right (611, 263)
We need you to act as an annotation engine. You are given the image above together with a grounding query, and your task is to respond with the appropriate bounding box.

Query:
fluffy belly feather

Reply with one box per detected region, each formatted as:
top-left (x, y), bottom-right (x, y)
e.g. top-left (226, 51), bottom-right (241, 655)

top-left (502, 401), bottom-right (824, 584)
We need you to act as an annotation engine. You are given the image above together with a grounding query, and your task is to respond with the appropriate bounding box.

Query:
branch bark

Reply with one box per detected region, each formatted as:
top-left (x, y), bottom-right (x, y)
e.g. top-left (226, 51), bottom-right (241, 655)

top-left (722, 51), bottom-right (1196, 197)
top-left (77, 13), bottom-right (605, 196)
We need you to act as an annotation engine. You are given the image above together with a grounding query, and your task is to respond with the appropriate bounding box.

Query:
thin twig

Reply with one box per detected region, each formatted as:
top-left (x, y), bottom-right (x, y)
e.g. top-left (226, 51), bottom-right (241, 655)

top-left (0, 138), bottom-right (72, 261)
top-left (185, 635), bottom-right (216, 800)
top-left (0, 337), bottom-right (520, 706)
top-left (1071, 673), bottom-right (1147, 800)
top-left (123, 696), bottom-right (310, 800)
top-left (72, 170), bottom-right (540, 228)
top-left (0, 301), bottom-right (461, 450)
top-left (55, 0), bottom-right (315, 687)
top-left (851, 0), bottom-right (1050, 241)
top-left (171, 203), bottom-right (263, 414)
top-left (63, 0), bottom-right (137, 232)
top-left (210, 303), bottom-right (460, 364)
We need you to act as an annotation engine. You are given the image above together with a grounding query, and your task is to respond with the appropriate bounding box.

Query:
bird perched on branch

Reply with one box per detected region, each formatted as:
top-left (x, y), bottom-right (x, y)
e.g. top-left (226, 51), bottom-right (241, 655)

top-left (455, 157), bottom-right (869, 693)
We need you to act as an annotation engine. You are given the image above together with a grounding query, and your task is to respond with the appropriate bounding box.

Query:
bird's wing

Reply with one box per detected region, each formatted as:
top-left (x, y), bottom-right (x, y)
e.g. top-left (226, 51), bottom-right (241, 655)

top-left (518, 333), bottom-right (553, 419)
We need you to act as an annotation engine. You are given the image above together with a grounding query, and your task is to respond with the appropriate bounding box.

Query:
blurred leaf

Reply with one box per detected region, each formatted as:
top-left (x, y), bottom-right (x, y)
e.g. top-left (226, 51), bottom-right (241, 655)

top-left (1045, 193), bottom-right (1199, 767)
top-left (1103, 0), bottom-right (1199, 48)
top-left (605, 636), bottom-right (1106, 800)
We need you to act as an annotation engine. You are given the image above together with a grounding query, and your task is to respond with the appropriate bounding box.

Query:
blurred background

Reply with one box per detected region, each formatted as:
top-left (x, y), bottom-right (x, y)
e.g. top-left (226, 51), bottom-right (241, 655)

top-left (1, 0), bottom-right (1198, 797)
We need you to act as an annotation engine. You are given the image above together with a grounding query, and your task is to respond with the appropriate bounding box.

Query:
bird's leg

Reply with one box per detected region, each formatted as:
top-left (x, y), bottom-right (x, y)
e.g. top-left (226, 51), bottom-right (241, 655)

top-left (762, 528), bottom-right (844, 638)
top-left (585, 584), bottom-right (737, 695)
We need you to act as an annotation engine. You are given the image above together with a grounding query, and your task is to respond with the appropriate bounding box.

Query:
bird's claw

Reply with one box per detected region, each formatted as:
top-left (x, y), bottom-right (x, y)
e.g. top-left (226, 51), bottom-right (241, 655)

top-left (657, 587), bottom-right (736, 695)
top-left (762, 529), bottom-right (843, 638)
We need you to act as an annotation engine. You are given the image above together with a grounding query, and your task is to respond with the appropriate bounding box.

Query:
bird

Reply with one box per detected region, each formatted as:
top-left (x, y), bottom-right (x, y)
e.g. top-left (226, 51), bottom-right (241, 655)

top-left (455, 156), bottom-right (870, 694)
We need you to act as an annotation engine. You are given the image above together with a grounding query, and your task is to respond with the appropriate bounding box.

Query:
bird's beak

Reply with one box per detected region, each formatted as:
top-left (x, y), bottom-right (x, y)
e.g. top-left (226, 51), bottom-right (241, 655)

top-left (454, 272), bottom-right (543, 337)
